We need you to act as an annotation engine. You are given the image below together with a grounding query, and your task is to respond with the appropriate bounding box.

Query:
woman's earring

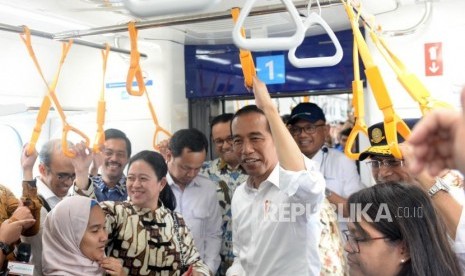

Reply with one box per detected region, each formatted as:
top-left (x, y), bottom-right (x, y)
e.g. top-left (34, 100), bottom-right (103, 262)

top-left (400, 259), bottom-right (405, 263)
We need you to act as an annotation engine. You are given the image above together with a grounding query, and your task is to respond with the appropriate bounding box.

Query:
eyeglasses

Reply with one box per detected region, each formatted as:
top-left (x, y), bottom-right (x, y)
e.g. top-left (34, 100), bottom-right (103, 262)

top-left (342, 230), bottom-right (388, 253)
top-left (366, 159), bottom-right (404, 169)
top-left (47, 168), bottom-right (76, 182)
top-left (213, 136), bottom-right (233, 147)
top-left (288, 124), bottom-right (326, 136)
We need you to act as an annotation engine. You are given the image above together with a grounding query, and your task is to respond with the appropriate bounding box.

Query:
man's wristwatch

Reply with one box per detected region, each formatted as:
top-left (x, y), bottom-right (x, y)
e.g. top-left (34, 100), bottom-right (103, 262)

top-left (428, 177), bottom-right (450, 197)
top-left (0, 241), bottom-right (11, 255)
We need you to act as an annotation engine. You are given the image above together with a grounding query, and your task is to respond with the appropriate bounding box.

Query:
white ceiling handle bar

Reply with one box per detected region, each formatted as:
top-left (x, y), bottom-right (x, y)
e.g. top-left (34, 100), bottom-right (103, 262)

top-left (122, 0), bottom-right (221, 17)
top-left (288, 12), bottom-right (343, 68)
top-left (232, 0), bottom-right (306, 51)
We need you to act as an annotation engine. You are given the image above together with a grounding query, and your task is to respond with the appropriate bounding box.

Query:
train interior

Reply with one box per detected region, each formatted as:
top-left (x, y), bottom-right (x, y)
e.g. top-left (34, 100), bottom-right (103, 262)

top-left (0, 0), bottom-right (464, 196)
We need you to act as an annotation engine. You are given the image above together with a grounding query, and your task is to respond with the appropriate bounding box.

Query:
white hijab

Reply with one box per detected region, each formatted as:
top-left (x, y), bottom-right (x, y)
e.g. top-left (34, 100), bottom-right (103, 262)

top-left (42, 196), bottom-right (105, 276)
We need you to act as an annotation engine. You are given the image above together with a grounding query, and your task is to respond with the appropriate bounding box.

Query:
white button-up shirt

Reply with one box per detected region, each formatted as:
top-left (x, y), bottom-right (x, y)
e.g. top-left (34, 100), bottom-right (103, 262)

top-left (313, 147), bottom-right (364, 231)
top-left (227, 155), bottom-right (325, 276)
top-left (168, 173), bottom-right (222, 273)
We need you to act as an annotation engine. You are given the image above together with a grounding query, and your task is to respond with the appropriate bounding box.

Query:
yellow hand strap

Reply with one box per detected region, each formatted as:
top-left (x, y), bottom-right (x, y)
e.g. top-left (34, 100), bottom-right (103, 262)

top-left (368, 29), bottom-right (452, 114)
top-left (126, 21), bottom-right (145, 96)
top-left (344, 33), bottom-right (369, 160)
top-left (20, 27), bottom-right (90, 157)
top-left (93, 44), bottom-right (111, 153)
top-left (343, 2), bottom-right (410, 159)
top-left (231, 8), bottom-right (256, 89)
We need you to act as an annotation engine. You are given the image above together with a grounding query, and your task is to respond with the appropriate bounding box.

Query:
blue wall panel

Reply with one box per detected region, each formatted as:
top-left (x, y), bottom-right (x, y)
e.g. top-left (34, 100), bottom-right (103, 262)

top-left (185, 29), bottom-right (363, 99)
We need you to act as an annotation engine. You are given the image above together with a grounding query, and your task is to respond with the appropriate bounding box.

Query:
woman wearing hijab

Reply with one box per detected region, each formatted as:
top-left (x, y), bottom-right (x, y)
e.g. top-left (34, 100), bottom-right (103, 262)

top-left (42, 196), bottom-right (124, 275)
top-left (72, 147), bottom-right (211, 275)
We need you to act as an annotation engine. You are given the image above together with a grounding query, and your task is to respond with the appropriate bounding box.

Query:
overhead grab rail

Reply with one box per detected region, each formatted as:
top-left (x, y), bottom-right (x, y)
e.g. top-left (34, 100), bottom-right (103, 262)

top-left (232, 0), bottom-right (305, 51)
top-left (288, 0), bottom-right (343, 68)
top-left (93, 44), bottom-right (111, 153)
top-left (231, 7), bottom-right (257, 89)
top-left (343, 1), bottom-right (410, 159)
top-left (0, 23), bottom-right (146, 58)
top-left (344, 28), bottom-right (369, 160)
top-left (127, 22), bottom-right (172, 150)
top-left (20, 27), bottom-right (90, 157)
top-left (54, 1), bottom-right (343, 40)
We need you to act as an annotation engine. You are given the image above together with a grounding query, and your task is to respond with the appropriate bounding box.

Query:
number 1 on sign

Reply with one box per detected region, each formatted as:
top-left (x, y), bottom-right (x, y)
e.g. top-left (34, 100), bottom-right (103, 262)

top-left (265, 60), bottom-right (274, 80)
top-left (257, 55), bottom-right (285, 85)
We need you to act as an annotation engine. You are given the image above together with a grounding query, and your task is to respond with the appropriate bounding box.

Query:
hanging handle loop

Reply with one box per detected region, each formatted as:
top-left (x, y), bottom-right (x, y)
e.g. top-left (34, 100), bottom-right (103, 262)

top-left (288, 12), bottom-right (343, 68)
top-left (232, 0), bottom-right (305, 51)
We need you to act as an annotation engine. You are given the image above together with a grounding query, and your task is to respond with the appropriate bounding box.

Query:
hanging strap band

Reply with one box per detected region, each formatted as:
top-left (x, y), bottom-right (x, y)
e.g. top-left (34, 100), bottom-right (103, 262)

top-left (93, 44), bottom-right (111, 153)
top-left (20, 27), bottom-right (89, 157)
top-left (231, 8), bottom-right (256, 89)
top-left (126, 21), bottom-right (146, 96)
top-left (368, 29), bottom-right (452, 114)
top-left (344, 31), bottom-right (369, 160)
top-left (343, 2), bottom-right (410, 159)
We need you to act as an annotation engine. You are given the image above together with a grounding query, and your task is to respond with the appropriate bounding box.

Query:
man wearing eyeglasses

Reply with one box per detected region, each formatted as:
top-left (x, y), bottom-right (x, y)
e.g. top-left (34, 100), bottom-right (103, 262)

top-left (74, 128), bottom-right (131, 202)
top-left (200, 113), bottom-right (248, 276)
top-left (21, 138), bottom-right (77, 275)
top-left (287, 102), bottom-right (363, 275)
top-left (288, 103), bottom-right (363, 213)
top-left (359, 119), bottom-right (463, 195)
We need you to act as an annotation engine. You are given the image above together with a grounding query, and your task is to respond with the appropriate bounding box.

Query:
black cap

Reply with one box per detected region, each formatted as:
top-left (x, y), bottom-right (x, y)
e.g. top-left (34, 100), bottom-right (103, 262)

top-left (288, 102), bottom-right (326, 125)
top-left (358, 118), bottom-right (419, 161)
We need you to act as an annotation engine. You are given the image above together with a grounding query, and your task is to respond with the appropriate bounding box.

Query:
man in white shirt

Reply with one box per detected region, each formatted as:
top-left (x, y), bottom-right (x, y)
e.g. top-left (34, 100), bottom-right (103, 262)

top-left (227, 78), bottom-right (325, 276)
top-left (166, 128), bottom-right (222, 274)
top-left (287, 102), bottom-right (363, 229)
top-left (21, 139), bottom-right (76, 276)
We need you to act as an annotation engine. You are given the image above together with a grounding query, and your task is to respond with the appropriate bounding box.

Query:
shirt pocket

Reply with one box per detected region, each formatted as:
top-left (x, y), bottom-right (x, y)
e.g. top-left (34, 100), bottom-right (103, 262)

top-left (187, 208), bottom-right (209, 241)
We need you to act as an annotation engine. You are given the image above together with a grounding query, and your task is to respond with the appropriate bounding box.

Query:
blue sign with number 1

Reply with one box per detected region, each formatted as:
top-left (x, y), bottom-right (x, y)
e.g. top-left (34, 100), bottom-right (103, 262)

top-left (256, 55), bottom-right (285, 85)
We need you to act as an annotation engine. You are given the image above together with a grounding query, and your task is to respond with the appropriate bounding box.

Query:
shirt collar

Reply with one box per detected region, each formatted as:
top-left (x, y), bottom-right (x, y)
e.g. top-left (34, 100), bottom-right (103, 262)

top-left (217, 158), bottom-right (246, 173)
top-left (166, 173), bottom-right (200, 188)
top-left (36, 177), bottom-right (61, 201)
top-left (244, 163), bottom-right (279, 192)
top-left (94, 175), bottom-right (127, 195)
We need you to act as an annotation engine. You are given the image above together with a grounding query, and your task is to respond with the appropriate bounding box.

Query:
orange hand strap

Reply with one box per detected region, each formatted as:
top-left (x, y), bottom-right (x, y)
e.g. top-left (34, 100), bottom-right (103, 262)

top-left (126, 21), bottom-right (146, 96)
top-left (343, 2), bottom-right (410, 159)
top-left (125, 22), bottom-right (171, 148)
top-left (20, 27), bottom-right (90, 157)
top-left (231, 8), bottom-right (256, 89)
top-left (145, 93), bottom-right (172, 150)
top-left (93, 44), bottom-right (111, 153)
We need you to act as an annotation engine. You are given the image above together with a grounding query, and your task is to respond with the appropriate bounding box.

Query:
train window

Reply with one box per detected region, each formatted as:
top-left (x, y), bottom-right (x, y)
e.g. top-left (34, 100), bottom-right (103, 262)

top-left (0, 124), bottom-right (24, 197)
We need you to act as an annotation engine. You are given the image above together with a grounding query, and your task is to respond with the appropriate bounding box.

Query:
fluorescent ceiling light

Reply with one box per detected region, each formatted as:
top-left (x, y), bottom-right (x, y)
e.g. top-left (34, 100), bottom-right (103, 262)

top-left (0, 3), bottom-right (91, 30)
